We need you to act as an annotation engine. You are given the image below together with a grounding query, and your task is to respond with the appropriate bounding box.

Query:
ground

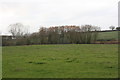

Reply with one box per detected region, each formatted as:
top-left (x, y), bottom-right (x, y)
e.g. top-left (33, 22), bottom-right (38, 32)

top-left (2, 44), bottom-right (118, 78)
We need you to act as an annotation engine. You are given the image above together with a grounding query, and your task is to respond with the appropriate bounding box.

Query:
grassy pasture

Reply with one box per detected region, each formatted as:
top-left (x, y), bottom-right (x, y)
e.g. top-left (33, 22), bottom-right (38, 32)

top-left (2, 44), bottom-right (118, 78)
top-left (97, 31), bottom-right (118, 41)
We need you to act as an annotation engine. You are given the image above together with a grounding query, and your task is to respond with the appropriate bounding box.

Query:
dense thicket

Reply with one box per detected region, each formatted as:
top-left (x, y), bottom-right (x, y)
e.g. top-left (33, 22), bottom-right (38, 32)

top-left (2, 25), bottom-right (100, 46)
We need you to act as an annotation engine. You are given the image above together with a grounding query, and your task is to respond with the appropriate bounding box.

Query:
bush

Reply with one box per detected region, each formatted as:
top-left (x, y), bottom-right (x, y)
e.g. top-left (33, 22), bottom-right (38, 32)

top-left (116, 27), bottom-right (120, 31)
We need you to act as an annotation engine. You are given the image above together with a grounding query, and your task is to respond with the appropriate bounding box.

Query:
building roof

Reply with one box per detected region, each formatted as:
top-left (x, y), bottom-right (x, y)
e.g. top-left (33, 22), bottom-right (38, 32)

top-left (0, 33), bottom-right (12, 36)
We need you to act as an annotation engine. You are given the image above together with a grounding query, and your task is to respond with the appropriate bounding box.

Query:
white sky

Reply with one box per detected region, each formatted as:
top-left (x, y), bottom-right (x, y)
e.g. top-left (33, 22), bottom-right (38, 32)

top-left (0, 0), bottom-right (119, 33)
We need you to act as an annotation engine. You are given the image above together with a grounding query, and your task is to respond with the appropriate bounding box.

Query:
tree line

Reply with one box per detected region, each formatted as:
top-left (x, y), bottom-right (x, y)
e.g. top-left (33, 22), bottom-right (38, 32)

top-left (2, 23), bottom-right (102, 46)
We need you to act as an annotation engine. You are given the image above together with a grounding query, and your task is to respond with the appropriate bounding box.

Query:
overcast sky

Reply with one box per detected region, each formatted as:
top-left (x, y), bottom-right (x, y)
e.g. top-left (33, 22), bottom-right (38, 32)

top-left (0, 0), bottom-right (119, 34)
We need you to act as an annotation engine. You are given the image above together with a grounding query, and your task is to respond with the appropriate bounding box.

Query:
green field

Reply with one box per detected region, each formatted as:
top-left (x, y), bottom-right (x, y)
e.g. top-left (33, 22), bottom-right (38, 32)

top-left (97, 31), bottom-right (118, 41)
top-left (2, 44), bottom-right (118, 78)
top-left (0, 46), bottom-right (2, 79)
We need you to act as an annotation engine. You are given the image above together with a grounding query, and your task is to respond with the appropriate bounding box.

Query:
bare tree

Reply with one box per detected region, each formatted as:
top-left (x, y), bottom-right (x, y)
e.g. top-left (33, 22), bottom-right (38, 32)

top-left (80, 25), bottom-right (100, 43)
top-left (8, 23), bottom-right (29, 39)
top-left (39, 27), bottom-right (48, 44)
top-left (109, 26), bottom-right (115, 31)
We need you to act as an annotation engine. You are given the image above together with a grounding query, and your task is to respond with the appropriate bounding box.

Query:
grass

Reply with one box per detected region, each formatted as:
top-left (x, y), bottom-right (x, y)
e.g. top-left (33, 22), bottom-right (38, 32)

top-left (97, 31), bottom-right (118, 41)
top-left (0, 46), bottom-right (2, 79)
top-left (2, 44), bottom-right (118, 78)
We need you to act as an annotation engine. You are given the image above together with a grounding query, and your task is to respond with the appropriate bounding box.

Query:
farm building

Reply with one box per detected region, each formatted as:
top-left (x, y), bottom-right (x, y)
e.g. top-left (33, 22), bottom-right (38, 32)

top-left (0, 33), bottom-right (13, 40)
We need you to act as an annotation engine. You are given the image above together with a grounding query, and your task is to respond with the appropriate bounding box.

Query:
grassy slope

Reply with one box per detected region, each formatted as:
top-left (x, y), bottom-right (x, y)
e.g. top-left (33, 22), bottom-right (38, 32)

top-left (0, 47), bottom-right (2, 79)
top-left (2, 44), bottom-right (118, 78)
top-left (97, 31), bottom-right (118, 41)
